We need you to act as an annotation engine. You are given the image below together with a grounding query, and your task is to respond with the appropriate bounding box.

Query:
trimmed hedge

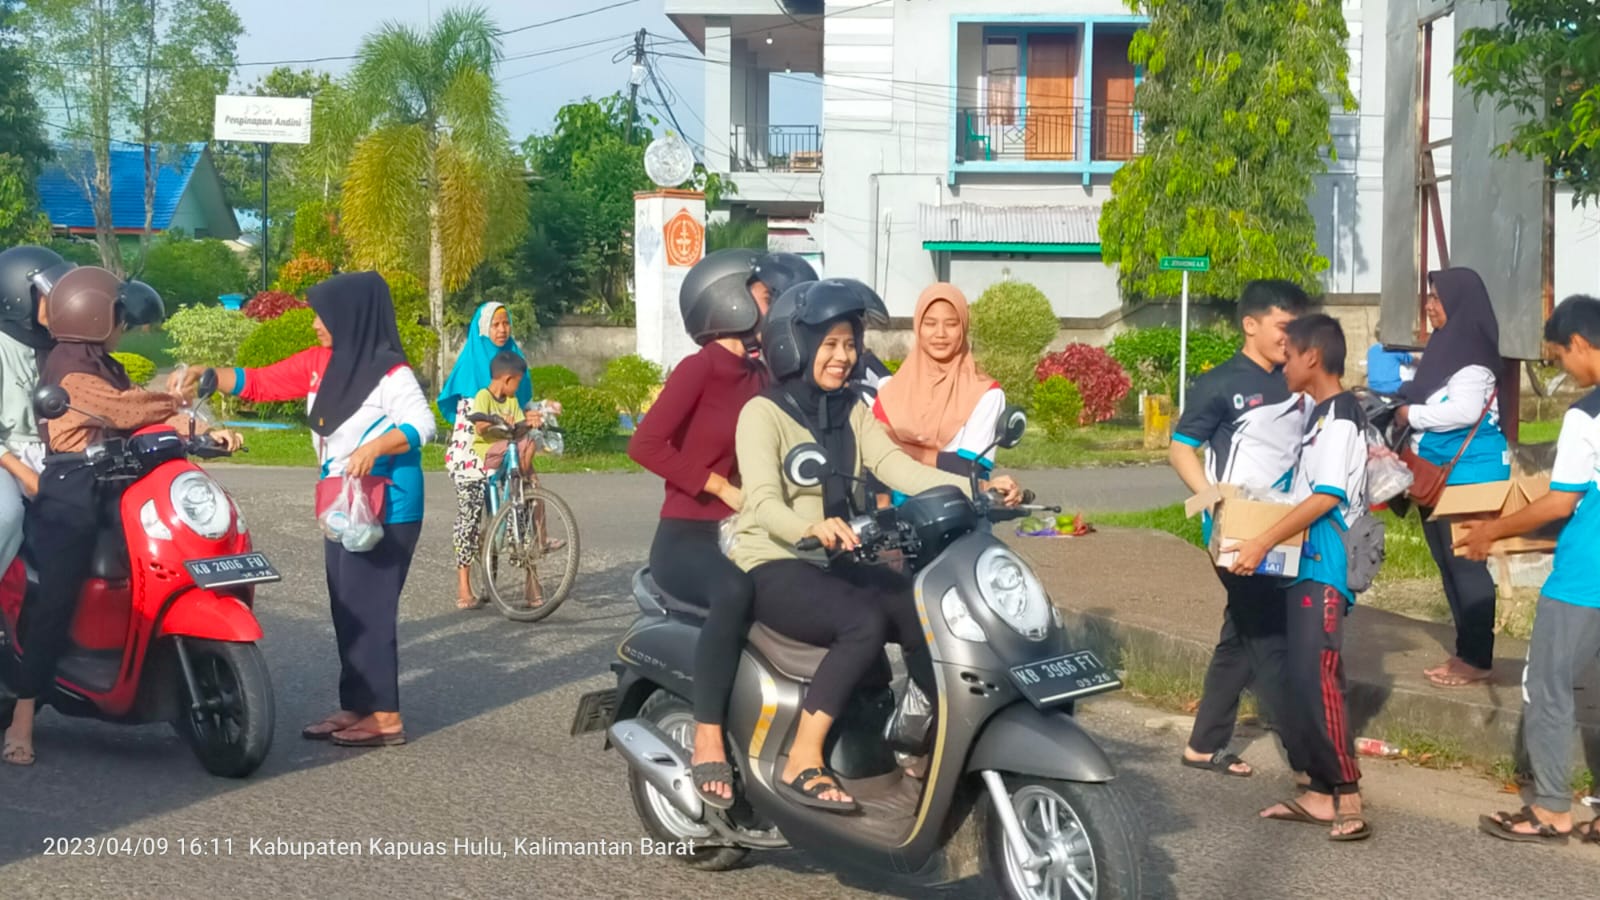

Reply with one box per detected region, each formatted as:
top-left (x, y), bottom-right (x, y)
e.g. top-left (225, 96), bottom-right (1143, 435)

top-left (236, 309), bottom-right (317, 419)
top-left (552, 386), bottom-right (619, 455)
top-left (110, 352), bottom-right (156, 386)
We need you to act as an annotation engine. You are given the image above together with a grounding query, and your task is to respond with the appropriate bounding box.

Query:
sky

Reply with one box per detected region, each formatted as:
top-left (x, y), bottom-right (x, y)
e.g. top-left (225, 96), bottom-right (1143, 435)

top-left (232, 0), bottom-right (820, 150)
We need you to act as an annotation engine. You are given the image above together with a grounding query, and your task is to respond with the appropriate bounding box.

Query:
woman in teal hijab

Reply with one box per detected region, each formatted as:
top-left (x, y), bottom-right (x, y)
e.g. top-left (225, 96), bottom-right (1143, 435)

top-left (441, 302), bottom-right (531, 608)
top-left (438, 302), bottom-right (531, 419)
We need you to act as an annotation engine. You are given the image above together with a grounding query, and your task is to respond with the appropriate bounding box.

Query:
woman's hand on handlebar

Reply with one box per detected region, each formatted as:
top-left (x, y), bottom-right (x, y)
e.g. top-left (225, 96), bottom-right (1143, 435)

top-left (209, 429), bottom-right (245, 453)
top-left (802, 517), bottom-right (859, 551)
top-left (986, 475), bottom-right (1024, 507)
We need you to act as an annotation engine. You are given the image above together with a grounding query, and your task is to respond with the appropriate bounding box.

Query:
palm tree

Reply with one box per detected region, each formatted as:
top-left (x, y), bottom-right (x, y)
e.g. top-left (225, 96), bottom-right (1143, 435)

top-left (335, 5), bottom-right (527, 385)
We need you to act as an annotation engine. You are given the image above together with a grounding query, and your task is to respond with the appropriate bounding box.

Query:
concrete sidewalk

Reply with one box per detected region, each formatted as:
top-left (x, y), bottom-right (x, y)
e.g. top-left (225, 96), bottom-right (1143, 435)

top-left (1004, 526), bottom-right (1600, 767)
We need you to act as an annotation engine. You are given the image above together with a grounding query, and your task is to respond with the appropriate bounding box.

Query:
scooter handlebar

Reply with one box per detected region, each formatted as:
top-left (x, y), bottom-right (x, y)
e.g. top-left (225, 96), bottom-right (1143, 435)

top-left (795, 537), bottom-right (823, 552)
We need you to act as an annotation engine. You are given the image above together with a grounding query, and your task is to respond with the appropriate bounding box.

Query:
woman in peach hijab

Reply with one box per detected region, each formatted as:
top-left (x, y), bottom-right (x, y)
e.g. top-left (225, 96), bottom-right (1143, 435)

top-left (872, 283), bottom-right (1006, 481)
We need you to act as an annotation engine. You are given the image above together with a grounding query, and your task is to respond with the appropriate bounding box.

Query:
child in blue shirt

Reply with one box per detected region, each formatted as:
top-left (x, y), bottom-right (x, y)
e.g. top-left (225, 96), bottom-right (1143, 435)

top-left (1228, 314), bottom-right (1370, 842)
top-left (1460, 294), bottom-right (1600, 844)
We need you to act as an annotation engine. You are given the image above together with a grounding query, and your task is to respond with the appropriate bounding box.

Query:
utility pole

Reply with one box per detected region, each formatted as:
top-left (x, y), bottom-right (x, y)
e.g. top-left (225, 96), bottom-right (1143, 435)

top-left (625, 28), bottom-right (647, 143)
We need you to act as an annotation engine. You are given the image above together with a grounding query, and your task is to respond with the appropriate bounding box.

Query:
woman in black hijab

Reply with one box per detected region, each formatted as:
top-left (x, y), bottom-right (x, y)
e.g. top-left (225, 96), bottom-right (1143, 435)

top-left (171, 271), bottom-right (437, 747)
top-left (1395, 267), bottom-right (1511, 687)
top-left (724, 279), bottom-right (1021, 812)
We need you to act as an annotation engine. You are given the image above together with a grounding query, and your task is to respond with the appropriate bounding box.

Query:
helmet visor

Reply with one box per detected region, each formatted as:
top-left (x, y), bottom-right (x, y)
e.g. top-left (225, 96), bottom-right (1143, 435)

top-left (28, 261), bottom-right (76, 298)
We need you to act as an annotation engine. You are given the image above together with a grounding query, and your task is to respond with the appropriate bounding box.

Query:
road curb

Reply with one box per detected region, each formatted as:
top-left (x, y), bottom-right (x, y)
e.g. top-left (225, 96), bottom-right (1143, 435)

top-left (1057, 604), bottom-right (1599, 767)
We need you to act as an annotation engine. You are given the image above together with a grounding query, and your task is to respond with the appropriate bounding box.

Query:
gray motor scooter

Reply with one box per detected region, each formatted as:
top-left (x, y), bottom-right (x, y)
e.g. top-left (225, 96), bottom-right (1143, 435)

top-left (572, 409), bottom-right (1143, 898)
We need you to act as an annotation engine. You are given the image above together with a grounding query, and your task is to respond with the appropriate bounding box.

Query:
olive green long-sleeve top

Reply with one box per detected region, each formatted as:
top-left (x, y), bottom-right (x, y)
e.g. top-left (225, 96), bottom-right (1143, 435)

top-left (729, 394), bottom-right (970, 572)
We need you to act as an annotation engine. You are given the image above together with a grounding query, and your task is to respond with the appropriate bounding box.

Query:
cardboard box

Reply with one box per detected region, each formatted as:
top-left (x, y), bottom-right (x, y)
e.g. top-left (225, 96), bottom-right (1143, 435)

top-left (1184, 484), bottom-right (1309, 578)
top-left (1431, 470), bottom-right (1562, 556)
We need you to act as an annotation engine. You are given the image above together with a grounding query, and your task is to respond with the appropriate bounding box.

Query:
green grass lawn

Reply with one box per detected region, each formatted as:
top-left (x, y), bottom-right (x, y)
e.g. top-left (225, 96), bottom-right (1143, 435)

top-left (1091, 503), bottom-right (1434, 583)
top-left (997, 424), bottom-right (1165, 469)
top-left (211, 425), bottom-right (641, 474)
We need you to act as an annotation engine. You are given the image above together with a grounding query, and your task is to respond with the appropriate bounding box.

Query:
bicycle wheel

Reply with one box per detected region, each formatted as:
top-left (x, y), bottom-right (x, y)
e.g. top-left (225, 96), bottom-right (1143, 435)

top-left (481, 484), bottom-right (580, 623)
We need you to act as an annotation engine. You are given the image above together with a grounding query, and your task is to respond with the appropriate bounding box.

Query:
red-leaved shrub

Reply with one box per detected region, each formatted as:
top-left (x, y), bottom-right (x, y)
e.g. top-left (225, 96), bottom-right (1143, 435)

top-left (1035, 344), bottom-right (1131, 425)
top-left (243, 290), bottom-right (308, 321)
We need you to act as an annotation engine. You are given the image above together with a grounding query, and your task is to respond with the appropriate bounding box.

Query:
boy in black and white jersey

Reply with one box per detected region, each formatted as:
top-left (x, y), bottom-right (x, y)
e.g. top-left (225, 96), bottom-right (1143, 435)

top-left (1232, 314), bottom-right (1371, 841)
top-left (1170, 280), bottom-right (1311, 778)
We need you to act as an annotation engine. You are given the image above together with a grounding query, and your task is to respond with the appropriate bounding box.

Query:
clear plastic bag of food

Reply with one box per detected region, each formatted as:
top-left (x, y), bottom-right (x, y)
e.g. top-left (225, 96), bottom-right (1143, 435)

top-left (167, 363), bottom-right (216, 432)
top-left (531, 400), bottom-right (566, 455)
top-left (1365, 428), bottom-right (1414, 506)
top-left (718, 514), bottom-right (739, 556)
top-left (318, 476), bottom-right (385, 552)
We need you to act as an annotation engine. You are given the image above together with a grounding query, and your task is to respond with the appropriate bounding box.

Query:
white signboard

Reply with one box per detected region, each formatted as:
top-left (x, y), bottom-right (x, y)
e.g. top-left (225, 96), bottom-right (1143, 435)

top-left (214, 95), bottom-right (313, 145)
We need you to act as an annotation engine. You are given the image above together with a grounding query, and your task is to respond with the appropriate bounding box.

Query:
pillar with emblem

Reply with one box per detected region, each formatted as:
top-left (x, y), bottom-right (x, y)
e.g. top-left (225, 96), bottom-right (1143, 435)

top-left (633, 190), bottom-right (706, 369)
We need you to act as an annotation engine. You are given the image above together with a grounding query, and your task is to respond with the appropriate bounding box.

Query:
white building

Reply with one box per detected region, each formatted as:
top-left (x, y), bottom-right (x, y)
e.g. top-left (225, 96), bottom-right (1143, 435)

top-left (666, 0), bottom-right (1600, 322)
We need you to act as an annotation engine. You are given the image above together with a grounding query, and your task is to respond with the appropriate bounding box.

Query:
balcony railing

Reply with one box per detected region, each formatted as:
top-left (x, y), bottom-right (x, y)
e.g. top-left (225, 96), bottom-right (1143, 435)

top-left (730, 125), bottom-right (822, 173)
top-left (956, 104), bottom-right (1142, 164)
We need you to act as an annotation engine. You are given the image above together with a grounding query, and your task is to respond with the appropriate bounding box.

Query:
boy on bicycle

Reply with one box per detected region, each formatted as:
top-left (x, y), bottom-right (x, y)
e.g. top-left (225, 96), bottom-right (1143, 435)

top-left (455, 351), bottom-right (562, 609)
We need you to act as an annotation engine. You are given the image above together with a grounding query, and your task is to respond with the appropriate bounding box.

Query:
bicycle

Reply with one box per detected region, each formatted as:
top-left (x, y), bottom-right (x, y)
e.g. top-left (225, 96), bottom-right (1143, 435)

top-left (464, 411), bottom-right (581, 622)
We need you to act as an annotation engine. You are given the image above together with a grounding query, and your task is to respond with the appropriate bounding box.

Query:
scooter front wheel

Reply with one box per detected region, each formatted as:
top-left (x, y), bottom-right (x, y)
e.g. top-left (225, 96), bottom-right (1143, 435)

top-left (982, 776), bottom-right (1143, 900)
top-left (174, 639), bottom-right (275, 778)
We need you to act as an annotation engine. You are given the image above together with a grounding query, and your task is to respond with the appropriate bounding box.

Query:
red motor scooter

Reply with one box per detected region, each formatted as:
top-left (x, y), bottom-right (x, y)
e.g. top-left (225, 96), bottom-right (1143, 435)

top-left (0, 374), bottom-right (278, 777)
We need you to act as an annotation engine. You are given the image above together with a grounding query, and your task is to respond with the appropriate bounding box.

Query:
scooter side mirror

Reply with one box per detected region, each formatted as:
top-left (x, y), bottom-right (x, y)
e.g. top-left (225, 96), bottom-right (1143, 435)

top-left (995, 406), bottom-right (1027, 450)
top-left (784, 443), bottom-right (831, 488)
top-left (32, 384), bottom-right (70, 421)
top-left (196, 366), bottom-right (218, 402)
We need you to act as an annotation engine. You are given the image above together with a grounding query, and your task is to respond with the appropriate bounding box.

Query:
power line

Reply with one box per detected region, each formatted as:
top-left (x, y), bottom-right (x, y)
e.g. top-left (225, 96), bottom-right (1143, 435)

top-left (28, 4), bottom-right (642, 72)
top-left (493, 1), bottom-right (642, 38)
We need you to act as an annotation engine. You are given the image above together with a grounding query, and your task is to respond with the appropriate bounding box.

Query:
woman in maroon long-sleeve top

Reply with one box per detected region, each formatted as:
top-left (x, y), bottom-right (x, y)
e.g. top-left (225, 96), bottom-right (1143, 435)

top-left (628, 249), bottom-right (810, 809)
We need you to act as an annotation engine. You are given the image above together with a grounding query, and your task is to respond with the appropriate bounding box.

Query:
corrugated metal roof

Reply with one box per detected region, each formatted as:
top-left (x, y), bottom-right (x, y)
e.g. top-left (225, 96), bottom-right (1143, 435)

top-left (38, 141), bottom-right (208, 232)
top-left (918, 203), bottom-right (1102, 245)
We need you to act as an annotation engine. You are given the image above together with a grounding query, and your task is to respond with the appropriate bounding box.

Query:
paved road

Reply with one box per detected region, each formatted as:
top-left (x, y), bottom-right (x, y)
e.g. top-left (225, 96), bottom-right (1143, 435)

top-left (1, 467), bottom-right (1593, 899)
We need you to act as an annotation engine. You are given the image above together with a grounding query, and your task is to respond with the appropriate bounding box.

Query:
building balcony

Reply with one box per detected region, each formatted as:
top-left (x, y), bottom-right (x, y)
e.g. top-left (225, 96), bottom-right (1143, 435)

top-left (949, 15), bottom-right (1146, 184)
top-left (730, 124), bottom-right (822, 173)
top-left (956, 104), bottom-right (1141, 165)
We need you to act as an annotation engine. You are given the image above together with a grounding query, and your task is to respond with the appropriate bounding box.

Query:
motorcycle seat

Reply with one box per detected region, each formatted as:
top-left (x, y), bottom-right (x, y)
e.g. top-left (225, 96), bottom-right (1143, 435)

top-left (746, 622), bottom-right (828, 682)
top-left (638, 570), bottom-right (708, 620)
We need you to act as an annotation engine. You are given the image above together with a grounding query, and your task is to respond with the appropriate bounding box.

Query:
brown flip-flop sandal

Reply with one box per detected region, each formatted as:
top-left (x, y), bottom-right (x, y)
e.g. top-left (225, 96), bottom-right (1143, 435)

top-left (1260, 799), bottom-right (1333, 826)
top-left (3, 741), bottom-right (34, 766)
top-left (330, 728), bottom-right (407, 748)
top-left (1427, 669), bottom-right (1491, 688)
top-left (301, 716), bottom-right (360, 741)
top-left (1576, 818), bottom-right (1600, 845)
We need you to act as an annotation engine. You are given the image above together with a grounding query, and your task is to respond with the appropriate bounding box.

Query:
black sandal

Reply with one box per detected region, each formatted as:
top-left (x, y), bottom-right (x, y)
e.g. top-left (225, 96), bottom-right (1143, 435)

top-left (1478, 806), bottom-right (1568, 844)
top-left (779, 767), bottom-right (858, 813)
top-left (1182, 750), bottom-right (1253, 778)
top-left (691, 761), bottom-right (736, 811)
top-left (1576, 818), bottom-right (1600, 846)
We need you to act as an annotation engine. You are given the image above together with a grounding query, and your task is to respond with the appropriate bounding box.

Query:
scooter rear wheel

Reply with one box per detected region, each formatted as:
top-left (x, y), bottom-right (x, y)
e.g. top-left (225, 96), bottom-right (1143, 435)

top-left (174, 639), bottom-right (275, 778)
top-left (628, 690), bottom-right (749, 871)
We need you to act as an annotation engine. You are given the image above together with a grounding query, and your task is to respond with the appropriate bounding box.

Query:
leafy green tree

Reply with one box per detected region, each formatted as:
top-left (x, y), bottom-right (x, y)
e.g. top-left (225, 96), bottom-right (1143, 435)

top-left (332, 5), bottom-right (529, 386)
top-left (1456, 1), bottom-right (1600, 204)
top-left (127, 0), bottom-right (241, 269)
top-left (1099, 0), bottom-right (1356, 299)
top-left (0, 3), bottom-right (50, 245)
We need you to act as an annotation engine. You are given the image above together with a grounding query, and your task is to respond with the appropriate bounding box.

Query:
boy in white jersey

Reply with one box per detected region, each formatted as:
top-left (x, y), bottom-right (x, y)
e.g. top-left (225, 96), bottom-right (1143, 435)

top-left (1231, 314), bottom-right (1371, 842)
top-left (1460, 295), bottom-right (1600, 844)
top-left (1170, 280), bottom-right (1311, 779)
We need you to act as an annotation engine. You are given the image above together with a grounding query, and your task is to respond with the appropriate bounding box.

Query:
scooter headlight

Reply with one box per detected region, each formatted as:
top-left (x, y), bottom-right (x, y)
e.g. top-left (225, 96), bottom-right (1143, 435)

top-left (941, 587), bottom-right (987, 643)
top-left (975, 547), bottom-right (1051, 640)
top-left (170, 471), bottom-right (232, 540)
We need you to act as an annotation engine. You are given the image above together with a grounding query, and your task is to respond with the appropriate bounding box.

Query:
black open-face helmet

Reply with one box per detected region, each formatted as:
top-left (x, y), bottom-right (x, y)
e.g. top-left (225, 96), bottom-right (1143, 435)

top-left (679, 248), bottom-right (761, 345)
top-left (750, 252), bottom-right (817, 298)
top-left (759, 278), bottom-right (881, 381)
top-left (0, 245), bottom-right (70, 323)
top-left (118, 279), bottom-right (165, 328)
